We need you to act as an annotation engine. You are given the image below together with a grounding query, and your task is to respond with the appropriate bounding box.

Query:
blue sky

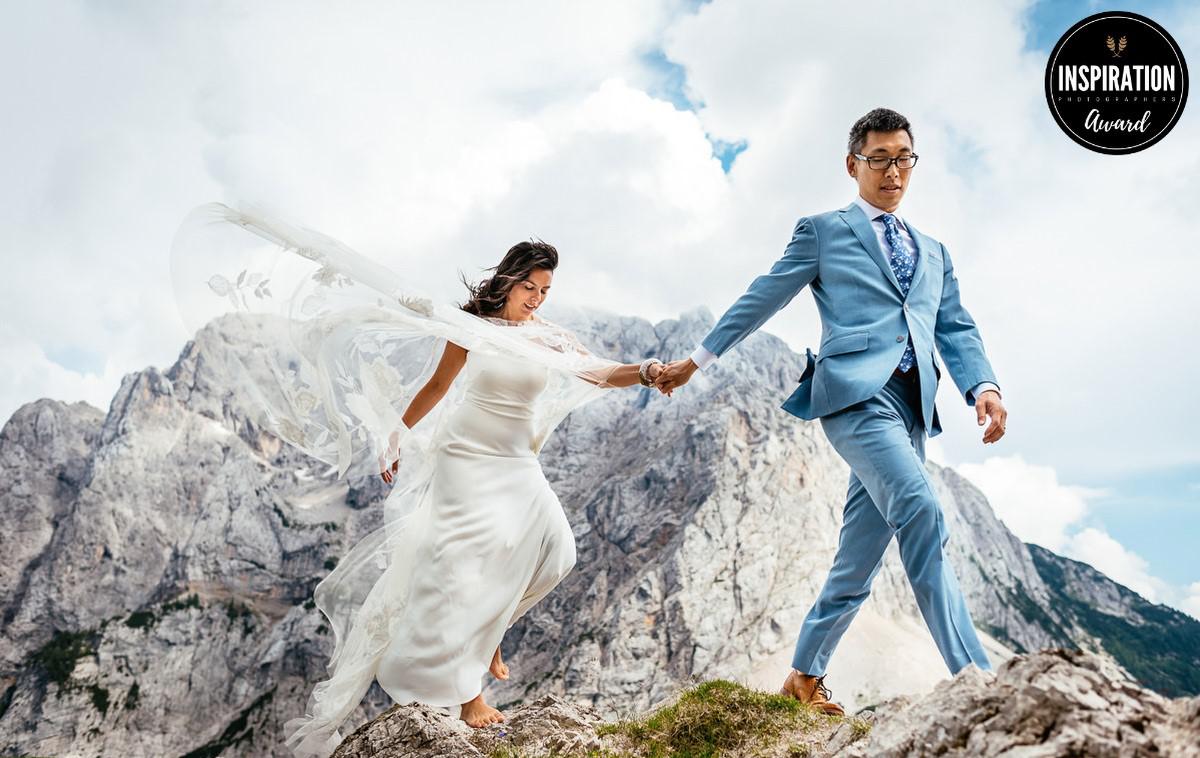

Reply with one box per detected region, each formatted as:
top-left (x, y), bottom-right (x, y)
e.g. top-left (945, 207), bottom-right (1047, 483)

top-left (1021, 0), bottom-right (1198, 594)
top-left (1024, 0), bottom-right (1188, 51)
top-left (1088, 463), bottom-right (1200, 586)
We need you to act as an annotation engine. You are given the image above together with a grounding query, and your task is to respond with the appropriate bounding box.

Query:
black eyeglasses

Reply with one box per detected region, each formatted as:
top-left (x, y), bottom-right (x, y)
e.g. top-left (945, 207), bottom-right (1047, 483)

top-left (853, 153), bottom-right (919, 170)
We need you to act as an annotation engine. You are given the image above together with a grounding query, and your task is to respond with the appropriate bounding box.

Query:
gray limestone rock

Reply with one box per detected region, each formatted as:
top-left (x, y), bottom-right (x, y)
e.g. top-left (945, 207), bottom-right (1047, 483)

top-left (0, 308), bottom-right (1195, 757)
top-left (842, 649), bottom-right (1200, 757)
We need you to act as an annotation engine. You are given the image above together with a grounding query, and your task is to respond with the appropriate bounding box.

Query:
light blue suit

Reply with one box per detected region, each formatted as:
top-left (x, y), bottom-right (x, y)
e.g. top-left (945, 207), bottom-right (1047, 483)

top-left (699, 201), bottom-right (997, 676)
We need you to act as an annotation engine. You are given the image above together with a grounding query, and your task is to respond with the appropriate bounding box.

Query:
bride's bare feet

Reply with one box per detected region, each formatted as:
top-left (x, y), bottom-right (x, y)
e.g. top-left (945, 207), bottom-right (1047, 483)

top-left (460, 693), bottom-right (505, 727)
top-left (489, 646), bottom-right (509, 680)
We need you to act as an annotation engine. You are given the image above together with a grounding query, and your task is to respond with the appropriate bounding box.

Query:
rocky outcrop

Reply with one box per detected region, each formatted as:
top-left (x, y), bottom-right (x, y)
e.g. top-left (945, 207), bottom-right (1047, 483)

top-left (331, 695), bottom-right (610, 758)
top-left (0, 398), bottom-right (103, 653)
top-left (0, 307), bottom-right (1195, 757)
top-left (327, 650), bottom-right (1200, 757)
top-left (843, 649), bottom-right (1200, 758)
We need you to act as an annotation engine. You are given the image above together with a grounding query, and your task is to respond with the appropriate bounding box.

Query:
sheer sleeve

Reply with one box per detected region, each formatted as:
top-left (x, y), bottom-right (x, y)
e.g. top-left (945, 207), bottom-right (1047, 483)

top-left (170, 200), bottom-right (624, 757)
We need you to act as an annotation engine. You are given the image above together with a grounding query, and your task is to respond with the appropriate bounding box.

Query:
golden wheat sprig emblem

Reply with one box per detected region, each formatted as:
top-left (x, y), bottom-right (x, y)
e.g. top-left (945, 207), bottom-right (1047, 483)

top-left (1106, 34), bottom-right (1128, 58)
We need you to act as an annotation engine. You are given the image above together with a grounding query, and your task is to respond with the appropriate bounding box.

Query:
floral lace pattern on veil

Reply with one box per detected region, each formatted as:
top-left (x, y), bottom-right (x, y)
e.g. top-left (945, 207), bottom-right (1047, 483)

top-left (169, 201), bottom-right (621, 757)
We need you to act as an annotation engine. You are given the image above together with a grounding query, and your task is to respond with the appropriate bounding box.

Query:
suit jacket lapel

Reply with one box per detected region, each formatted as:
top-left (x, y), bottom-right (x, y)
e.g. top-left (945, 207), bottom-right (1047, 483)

top-left (905, 218), bottom-right (930, 297)
top-left (841, 203), bottom-right (903, 296)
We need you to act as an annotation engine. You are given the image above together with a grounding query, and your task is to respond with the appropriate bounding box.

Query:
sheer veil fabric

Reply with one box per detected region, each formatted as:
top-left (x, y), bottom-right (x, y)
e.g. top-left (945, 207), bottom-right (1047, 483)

top-left (169, 202), bottom-right (622, 757)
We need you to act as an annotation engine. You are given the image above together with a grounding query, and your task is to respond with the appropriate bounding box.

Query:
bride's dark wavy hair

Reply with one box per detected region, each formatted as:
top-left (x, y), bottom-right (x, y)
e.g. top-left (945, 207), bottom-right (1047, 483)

top-left (460, 239), bottom-right (559, 316)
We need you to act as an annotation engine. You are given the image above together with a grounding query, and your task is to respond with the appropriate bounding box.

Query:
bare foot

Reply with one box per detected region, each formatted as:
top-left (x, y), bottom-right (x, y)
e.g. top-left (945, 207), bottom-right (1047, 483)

top-left (460, 692), bottom-right (505, 727)
top-left (489, 646), bottom-right (509, 680)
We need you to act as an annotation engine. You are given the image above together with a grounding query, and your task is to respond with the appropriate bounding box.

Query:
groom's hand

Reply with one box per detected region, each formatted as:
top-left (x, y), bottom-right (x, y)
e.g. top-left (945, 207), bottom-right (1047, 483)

top-left (654, 358), bottom-right (698, 396)
top-left (976, 390), bottom-right (1007, 444)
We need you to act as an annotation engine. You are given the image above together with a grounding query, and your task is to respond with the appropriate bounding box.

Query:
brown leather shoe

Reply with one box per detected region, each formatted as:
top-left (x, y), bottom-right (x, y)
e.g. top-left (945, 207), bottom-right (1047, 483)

top-left (779, 670), bottom-right (845, 716)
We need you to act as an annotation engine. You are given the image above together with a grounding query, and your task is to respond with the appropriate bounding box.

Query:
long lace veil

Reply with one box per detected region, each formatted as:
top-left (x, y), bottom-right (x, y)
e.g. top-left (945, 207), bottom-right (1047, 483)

top-left (168, 201), bottom-right (621, 757)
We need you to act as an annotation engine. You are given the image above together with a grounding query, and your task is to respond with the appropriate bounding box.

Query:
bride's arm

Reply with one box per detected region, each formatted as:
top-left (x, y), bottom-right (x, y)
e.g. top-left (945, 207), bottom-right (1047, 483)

top-left (579, 361), bottom-right (663, 389)
top-left (381, 341), bottom-right (466, 482)
top-left (541, 320), bottom-right (663, 389)
top-left (400, 341), bottom-right (467, 428)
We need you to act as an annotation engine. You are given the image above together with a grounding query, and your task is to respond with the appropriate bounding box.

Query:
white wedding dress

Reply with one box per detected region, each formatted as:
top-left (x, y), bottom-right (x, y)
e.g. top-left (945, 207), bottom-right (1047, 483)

top-left (280, 333), bottom-right (609, 758)
top-left (279, 334), bottom-right (602, 758)
top-left (373, 346), bottom-right (576, 705)
top-left (167, 202), bottom-right (619, 758)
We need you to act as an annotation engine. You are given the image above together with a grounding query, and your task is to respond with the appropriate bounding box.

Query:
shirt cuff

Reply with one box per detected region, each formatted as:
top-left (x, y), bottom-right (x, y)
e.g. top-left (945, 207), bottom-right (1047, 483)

top-left (969, 381), bottom-right (1001, 402)
top-left (689, 345), bottom-right (718, 371)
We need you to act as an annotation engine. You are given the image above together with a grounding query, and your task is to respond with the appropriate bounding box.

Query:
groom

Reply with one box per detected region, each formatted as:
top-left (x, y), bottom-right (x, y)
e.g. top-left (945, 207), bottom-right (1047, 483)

top-left (655, 107), bottom-right (1008, 715)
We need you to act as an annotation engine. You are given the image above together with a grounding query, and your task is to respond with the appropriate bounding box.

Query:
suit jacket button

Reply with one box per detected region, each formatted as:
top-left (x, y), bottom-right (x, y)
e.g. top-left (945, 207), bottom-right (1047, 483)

top-left (903, 303), bottom-right (909, 312)
top-left (896, 335), bottom-right (904, 342)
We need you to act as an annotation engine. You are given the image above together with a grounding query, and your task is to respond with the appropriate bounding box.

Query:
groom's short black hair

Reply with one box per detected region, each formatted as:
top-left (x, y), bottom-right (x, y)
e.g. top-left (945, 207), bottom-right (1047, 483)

top-left (847, 108), bottom-right (913, 154)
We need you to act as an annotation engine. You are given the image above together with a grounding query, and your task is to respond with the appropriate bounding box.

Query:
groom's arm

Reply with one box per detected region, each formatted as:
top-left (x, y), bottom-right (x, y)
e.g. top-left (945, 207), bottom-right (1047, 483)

top-left (934, 242), bottom-right (1000, 407)
top-left (655, 217), bottom-right (818, 393)
top-left (696, 216), bottom-right (820, 366)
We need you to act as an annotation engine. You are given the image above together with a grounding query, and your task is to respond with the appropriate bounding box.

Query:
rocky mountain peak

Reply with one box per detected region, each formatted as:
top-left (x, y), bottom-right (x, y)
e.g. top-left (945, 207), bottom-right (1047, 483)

top-left (0, 307), bottom-right (1196, 757)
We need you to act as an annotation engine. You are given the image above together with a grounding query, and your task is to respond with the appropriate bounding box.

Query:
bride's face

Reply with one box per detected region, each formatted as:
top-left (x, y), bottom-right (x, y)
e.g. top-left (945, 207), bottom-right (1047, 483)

top-left (502, 267), bottom-right (553, 320)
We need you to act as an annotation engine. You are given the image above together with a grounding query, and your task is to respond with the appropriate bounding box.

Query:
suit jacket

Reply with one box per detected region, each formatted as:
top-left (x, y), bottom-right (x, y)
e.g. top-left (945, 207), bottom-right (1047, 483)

top-left (700, 202), bottom-right (998, 438)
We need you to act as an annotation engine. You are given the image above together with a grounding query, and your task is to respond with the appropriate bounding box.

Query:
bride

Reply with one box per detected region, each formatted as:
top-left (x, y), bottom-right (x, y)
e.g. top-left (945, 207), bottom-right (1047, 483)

top-left (168, 203), bottom-right (665, 758)
top-left (370, 237), bottom-right (663, 730)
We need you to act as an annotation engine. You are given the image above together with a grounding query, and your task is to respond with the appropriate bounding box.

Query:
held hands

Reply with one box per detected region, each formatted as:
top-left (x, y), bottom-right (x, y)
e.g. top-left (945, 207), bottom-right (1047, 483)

top-left (646, 358), bottom-right (1008, 444)
top-left (976, 389), bottom-right (1008, 444)
top-left (653, 358), bottom-right (698, 396)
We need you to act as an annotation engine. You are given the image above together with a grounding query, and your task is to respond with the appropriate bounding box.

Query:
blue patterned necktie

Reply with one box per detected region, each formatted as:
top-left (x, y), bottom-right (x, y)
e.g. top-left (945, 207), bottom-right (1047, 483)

top-left (880, 213), bottom-right (916, 373)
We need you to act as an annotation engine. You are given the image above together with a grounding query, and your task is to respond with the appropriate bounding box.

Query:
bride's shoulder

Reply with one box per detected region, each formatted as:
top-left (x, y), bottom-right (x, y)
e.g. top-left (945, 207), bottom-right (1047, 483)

top-left (530, 313), bottom-right (574, 337)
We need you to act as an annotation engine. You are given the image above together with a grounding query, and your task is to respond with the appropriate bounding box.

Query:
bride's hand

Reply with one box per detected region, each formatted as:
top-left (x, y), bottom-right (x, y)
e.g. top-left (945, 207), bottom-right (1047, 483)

top-left (379, 429), bottom-right (404, 483)
top-left (378, 452), bottom-right (400, 484)
top-left (646, 361), bottom-right (671, 394)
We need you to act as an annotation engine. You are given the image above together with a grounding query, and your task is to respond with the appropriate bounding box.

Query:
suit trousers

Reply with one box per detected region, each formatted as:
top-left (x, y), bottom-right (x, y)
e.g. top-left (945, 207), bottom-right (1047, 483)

top-left (790, 368), bottom-right (993, 677)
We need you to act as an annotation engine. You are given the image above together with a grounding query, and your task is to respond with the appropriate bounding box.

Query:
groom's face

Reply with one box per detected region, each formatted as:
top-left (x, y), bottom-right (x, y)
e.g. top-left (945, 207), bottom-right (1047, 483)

top-left (846, 129), bottom-right (914, 213)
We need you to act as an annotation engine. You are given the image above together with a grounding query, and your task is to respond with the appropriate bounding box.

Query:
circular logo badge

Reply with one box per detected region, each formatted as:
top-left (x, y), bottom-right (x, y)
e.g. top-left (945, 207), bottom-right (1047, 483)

top-left (1045, 11), bottom-right (1188, 154)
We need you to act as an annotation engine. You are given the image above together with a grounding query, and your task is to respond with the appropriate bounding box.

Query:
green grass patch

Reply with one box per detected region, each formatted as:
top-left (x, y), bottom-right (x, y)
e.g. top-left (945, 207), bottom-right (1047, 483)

top-left (0, 683), bottom-right (15, 720)
top-left (124, 680), bottom-right (140, 711)
top-left (31, 629), bottom-right (95, 687)
top-left (162, 593), bottom-right (202, 614)
top-left (88, 684), bottom-right (110, 716)
top-left (272, 502), bottom-right (293, 528)
top-left (125, 592), bottom-right (203, 632)
top-left (124, 610), bottom-right (157, 630)
top-left (224, 599), bottom-right (256, 637)
top-left (490, 749), bottom-right (633, 758)
top-left (180, 685), bottom-right (276, 758)
top-left (598, 679), bottom-right (867, 758)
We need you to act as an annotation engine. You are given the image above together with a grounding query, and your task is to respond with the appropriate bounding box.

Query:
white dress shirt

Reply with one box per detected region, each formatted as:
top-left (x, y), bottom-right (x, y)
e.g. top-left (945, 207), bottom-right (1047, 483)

top-left (689, 196), bottom-right (1000, 402)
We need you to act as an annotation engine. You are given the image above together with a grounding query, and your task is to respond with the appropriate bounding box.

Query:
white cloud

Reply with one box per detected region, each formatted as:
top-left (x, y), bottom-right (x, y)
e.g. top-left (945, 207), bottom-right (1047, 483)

top-left (0, 0), bottom-right (694, 423)
top-left (2, 1), bottom-right (1197, 592)
top-left (658, 1), bottom-right (1200, 479)
top-left (0, 327), bottom-right (122, 419)
top-left (957, 454), bottom-right (1101, 552)
top-left (1062, 527), bottom-right (1171, 605)
top-left (4, 0), bottom-right (1200, 483)
top-left (959, 454), bottom-right (1195, 614)
top-left (1180, 583), bottom-right (1200, 622)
